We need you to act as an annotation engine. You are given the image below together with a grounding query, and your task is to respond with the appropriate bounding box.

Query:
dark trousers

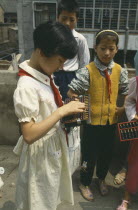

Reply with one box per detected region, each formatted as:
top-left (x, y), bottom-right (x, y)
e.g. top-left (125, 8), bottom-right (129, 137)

top-left (54, 70), bottom-right (76, 101)
top-left (80, 123), bottom-right (116, 186)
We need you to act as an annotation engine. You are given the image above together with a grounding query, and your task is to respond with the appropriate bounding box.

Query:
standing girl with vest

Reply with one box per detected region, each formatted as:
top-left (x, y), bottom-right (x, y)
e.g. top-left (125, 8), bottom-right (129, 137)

top-left (116, 77), bottom-right (138, 210)
top-left (67, 30), bottom-right (128, 201)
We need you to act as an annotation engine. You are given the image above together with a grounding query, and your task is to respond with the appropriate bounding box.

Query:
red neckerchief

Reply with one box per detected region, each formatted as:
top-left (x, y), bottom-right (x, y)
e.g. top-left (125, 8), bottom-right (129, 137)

top-left (49, 76), bottom-right (63, 107)
top-left (18, 68), bottom-right (63, 107)
top-left (104, 69), bottom-right (112, 103)
top-left (18, 68), bottom-right (68, 145)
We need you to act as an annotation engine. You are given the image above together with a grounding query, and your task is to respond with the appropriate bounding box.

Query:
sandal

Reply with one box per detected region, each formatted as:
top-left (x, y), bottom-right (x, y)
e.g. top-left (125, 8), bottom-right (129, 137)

top-left (116, 200), bottom-right (129, 210)
top-left (98, 179), bottom-right (109, 196)
top-left (114, 169), bottom-right (126, 185)
top-left (79, 184), bottom-right (94, 201)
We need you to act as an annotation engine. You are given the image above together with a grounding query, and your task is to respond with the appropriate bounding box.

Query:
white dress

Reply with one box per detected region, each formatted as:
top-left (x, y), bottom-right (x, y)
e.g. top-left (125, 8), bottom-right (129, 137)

top-left (13, 61), bottom-right (74, 210)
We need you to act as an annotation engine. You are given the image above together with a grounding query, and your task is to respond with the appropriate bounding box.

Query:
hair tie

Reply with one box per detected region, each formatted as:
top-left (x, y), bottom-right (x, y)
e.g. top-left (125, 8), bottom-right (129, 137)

top-left (96, 30), bottom-right (119, 39)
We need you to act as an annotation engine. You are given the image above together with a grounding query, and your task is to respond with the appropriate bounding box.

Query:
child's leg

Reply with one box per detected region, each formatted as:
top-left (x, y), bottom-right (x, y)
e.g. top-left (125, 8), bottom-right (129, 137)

top-left (126, 141), bottom-right (138, 194)
top-left (117, 141), bottom-right (138, 210)
top-left (80, 125), bottom-right (104, 201)
top-left (126, 158), bottom-right (138, 194)
top-left (117, 191), bottom-right (130, 210)
top-left (96, 124), bottom-right (116, 180)
top-left (80, 124), bottom-right (98, 186)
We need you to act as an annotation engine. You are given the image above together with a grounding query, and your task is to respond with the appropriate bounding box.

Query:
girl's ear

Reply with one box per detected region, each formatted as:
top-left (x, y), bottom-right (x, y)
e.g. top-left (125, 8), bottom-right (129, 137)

top-left (116, 46), bottom-right (118, 53)
top-left (37, 48), bottom-right (42, 55)
top-left (94, 45), bottom-right (97, 53)
top-left (39, 49), bottom-right (45, 57)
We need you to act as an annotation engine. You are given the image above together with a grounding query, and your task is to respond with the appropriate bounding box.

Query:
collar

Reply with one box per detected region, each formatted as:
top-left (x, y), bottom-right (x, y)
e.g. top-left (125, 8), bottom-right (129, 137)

top-left (94, 56), bottom-right (114, 72)
top-left (19, 60), bottom-right (52, 86)
top-left (72, 29), bottom-right (78, 38)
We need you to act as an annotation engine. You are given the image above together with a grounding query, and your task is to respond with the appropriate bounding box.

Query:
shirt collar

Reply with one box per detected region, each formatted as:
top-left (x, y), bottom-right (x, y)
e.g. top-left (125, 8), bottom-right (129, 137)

top-left (94, 56), bottom-right (115, 72)
top-left (72, 29), bottom-right (78, 38)
top-left (19, 60), bottom-right (52, 86)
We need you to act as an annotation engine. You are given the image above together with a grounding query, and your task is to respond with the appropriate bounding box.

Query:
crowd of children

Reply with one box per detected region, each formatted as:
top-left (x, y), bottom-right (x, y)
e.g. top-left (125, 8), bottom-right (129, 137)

top-left (10, 0), bottom-right (138, 209)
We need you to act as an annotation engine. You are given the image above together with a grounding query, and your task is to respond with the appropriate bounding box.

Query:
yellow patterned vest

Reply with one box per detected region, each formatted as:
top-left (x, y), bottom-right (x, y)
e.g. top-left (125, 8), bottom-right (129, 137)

top-left (86, 62), bottom-right (121, 125)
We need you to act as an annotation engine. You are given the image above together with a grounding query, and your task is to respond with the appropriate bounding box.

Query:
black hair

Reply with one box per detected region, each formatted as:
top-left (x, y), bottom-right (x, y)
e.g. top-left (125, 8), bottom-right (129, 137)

top-left (33, 21), bottom-right (78, 59)
top-left (95, 30), bottom-right (119, 46)
top-left (58, 0), bottom-right (79, 18)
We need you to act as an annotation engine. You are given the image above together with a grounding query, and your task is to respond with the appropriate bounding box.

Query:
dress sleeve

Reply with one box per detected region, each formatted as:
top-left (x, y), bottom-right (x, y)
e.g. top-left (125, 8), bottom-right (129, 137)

top-left (13, 87), bottom-right (39, 122)
top-left (68, 67), bottom-right (90, 94)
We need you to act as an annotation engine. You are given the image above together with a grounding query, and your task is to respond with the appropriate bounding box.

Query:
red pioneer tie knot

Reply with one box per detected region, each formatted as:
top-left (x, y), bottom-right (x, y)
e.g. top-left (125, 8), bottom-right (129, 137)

top-left (104, 69), bottom-right (112, 103)
top-left (18, 68), bottom-right (63, 107)
top-left (49, 76), bottom-right (63, 107)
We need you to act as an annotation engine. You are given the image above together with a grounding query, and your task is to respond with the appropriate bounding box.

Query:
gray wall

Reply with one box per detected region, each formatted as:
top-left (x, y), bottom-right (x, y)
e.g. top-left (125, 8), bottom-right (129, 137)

top-left (0, 70), bottom-right (20, 145)
top-left (17, 0), bottom-right (34, 61)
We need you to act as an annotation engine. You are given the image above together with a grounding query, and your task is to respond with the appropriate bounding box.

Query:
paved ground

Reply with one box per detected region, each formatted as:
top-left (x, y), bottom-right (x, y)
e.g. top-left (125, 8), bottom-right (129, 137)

top-left (0, 145), bottom-right (138, 210)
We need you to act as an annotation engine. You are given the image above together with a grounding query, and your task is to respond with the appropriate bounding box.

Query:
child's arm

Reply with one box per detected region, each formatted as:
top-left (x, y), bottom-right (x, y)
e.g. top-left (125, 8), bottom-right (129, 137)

top-left (115, 95), bottom-right (127, 117)
top-left (21, 101), bottom-right (85, 145)
top-left (67, 89), bottom-right (78, 98)
top-left (67, 67), bottom-right (90, 97)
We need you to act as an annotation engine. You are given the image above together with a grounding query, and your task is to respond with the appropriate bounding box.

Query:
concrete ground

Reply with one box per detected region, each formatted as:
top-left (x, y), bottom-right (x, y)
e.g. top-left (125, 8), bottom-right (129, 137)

top-left (0, 145), bottom-right (138, 210)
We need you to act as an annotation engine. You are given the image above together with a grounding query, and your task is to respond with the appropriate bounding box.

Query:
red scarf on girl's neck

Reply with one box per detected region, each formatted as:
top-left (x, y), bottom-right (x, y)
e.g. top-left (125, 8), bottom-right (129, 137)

top-left (18, 68), bottom-right (63, 107)
top-left (104, 69), bottom-right (112, 103)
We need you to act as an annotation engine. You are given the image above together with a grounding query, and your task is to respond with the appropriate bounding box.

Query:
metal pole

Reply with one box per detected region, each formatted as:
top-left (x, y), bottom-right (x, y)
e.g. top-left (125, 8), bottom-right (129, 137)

top-left (124, 27), bottom-right (129, 67)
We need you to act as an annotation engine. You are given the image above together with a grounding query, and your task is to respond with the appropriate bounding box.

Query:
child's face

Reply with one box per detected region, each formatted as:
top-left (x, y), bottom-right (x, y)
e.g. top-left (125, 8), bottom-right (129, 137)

top-left (94, 38), bottom-right (118, 65)
top-left (39, 52), bottom-right (66, 75)
top-left (58, 10), bottom-right (78, 30)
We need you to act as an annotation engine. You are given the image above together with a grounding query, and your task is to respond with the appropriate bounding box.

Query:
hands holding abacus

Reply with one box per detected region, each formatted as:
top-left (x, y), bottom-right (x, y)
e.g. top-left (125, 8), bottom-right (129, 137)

top-left (58, 100), bottom-right (85, 118)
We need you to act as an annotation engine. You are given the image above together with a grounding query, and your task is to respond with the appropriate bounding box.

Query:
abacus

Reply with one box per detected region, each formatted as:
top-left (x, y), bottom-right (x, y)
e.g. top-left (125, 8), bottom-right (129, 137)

top-left (61, 94), bottom-right (91, 127)
top-left (118, 121), bottom-right (138, 142)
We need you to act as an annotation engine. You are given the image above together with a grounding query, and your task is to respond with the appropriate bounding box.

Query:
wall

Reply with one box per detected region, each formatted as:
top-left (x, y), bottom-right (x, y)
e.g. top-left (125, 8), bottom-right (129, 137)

top-left (17, 0), bottom-right (34, 61)
top-left (0, 7), bottom-right (4, 23)
top-left (0, 70), bottom-right (20, 145)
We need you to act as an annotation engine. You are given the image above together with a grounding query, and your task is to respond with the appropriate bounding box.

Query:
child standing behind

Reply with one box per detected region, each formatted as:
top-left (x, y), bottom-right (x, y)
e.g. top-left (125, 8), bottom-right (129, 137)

top-left (117, 76), bottom-right (138, 210)
top-left (54, 0), bottom-right (90, 101)
top-left (13, 21), bottom-right (85, 210)
top-left (54, 0), bottom-right (90, 174)
top-left (68, 30), bottom-right (128, 201)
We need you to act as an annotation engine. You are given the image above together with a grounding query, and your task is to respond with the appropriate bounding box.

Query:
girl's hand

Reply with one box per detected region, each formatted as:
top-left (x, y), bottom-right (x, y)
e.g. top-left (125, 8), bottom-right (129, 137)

top-left (67, 89), bottom-right (78, 98)
top-left (115, 106), bottom-right (125, 117)
top-left (58, 100), bottom-right (85, 118)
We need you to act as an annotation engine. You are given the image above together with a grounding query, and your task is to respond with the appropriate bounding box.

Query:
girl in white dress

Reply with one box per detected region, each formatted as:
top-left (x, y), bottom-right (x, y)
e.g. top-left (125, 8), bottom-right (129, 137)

top-left (13, 21), bottom-right (85, 210)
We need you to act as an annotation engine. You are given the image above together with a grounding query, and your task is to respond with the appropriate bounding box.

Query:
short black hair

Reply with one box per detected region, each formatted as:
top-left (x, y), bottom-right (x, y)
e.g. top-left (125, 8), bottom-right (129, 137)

top-left (58, 0), bottom-right (79, 18)
top-left (33, 21), bottom-right (78, 59)
top-left (95, 30), bottom-right (119, 46)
